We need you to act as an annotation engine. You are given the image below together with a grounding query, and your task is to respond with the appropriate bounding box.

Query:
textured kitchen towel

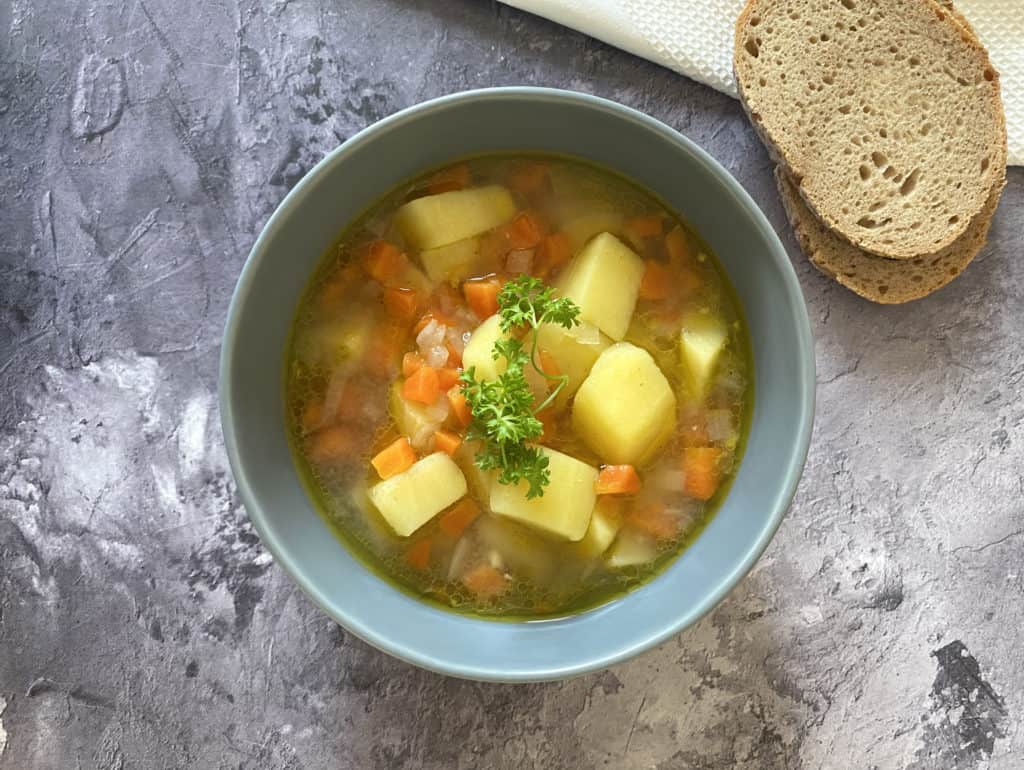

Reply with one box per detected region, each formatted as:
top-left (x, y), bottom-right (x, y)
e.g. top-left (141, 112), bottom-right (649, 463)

top-left (501, 0), bottom-right (1023, 165)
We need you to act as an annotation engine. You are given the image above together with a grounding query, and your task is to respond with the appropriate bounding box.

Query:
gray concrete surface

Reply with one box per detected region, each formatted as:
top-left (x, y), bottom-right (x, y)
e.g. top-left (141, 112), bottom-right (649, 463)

top-left (1, 0), bottom-right (1021, 767)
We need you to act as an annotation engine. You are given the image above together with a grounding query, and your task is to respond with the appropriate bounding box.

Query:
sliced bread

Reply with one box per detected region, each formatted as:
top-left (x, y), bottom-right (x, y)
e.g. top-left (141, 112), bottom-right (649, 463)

top-left (735, 0), bottom-right (1006, 259)
top-left (775, 166), bottom-right (1003, 303)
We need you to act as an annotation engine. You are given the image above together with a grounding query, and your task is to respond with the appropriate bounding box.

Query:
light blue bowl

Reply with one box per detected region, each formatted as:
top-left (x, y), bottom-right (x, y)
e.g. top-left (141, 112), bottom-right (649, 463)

top-left (220, 87), bottom-right (814, 682)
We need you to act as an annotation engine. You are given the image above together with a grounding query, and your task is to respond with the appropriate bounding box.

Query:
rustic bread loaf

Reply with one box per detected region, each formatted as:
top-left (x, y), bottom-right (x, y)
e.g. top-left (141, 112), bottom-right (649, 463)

top-left (774, 166), bottom-right (1003, 303)
top-left (735, 0), bottom-right (1006, 259)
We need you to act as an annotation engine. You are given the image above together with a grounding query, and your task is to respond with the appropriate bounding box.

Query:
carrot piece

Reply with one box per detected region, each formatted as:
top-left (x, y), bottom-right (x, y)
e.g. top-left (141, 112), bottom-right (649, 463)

top-left (405, 538), bottom-right (432, 570)
top-left (682, 447), bottom-right (724, 501)
top-left (535, 231), bottom-right (571, 277)
top-left (627, 503), bottom-right (679, 540)
top-left (307, 425), bottom-right (358, 465)
top-left (426, 163), bottom-right (471, 195)
top-left (438, 498), bottom-right (479, 537)
top-left (383, 287), bottom-right (419, 322)
top-left (300, 401), bottom-right (324, 433)
top-left (665, 225), bottom-right (693, 264)
top-left (639, 260), bottom-right (672, 301)
top-left (366, 323), bottom-right (406, 378)
top-left (437, 367), bottom-right (461, 391)
top-left (624, 214), bottom-right (664, 241)
top-left (595, 465), bottom-right (642, 495)
top-left (361, 240), bottom-right (407, 284)
top-left (508, 162), bottom-right (549, 197)
top-left (371, 437), bottom-right (417, 480)
top-left (461, 563), bottom-right (507, 598)
top-left (434, 429), bottom-right (463, 457)
top-left (448, 386), bottom-right (473, 427)
top-left (502, 211), bottom-right (546, 250)
top-left (538, 349), bottom-right (561, 378)
top-left (463, 277), bottom-right (502, 320)
top-left (402, 351), bottom-right (425, 377)
top-left (445, 339), bottom-right (463, 368)
top-left (537, 407), bottom-right (557, 443)
top-left (402, 366), bottom-right (441, 405)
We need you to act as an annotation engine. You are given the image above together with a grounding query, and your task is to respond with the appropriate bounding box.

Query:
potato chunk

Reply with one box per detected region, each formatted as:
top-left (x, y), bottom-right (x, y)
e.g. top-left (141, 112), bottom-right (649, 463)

top-left (395, 186), bottom-right (516, 250)
top-left (678, 312), bottom-right (728, 399)
top-left (388, 383), bottom-right (441, 451)
top-left (557, 232), bottom-right (644, 340)
top-left (476, 515), bottom-right (556, 583)
top-left (534, 321), bottom-right (610, 409)
top-left (368, 452), bottom-right (467, 537)
top-left (574, 498), bottom-right (623, 559)
top-left (572, 343), bottom-right (677, 465)
top-left (606, 529), bottom-right (657, 568)
top-left (419, 237), bottom-right (481, 283)
top-left (454, 440), bottom-right (494, 502)
top-left (461, 315), bottom-right (508, 382)
top-left (489, 447), bottom-right (598, 541)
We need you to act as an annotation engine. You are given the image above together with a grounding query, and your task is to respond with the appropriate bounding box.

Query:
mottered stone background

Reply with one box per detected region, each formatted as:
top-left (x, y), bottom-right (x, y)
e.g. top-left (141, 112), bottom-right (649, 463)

top-left (0, 0), bottom-right (1021, 767)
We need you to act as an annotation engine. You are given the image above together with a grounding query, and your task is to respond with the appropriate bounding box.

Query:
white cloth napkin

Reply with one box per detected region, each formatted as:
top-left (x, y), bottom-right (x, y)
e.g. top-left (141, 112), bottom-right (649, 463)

top-left (501, 0), bottom-right (1023, 166)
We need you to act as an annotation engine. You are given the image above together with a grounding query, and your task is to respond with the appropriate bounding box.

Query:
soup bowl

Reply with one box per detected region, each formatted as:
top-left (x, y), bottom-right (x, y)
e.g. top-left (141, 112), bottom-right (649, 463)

top-left (220, 87), bottom-right (814, 681)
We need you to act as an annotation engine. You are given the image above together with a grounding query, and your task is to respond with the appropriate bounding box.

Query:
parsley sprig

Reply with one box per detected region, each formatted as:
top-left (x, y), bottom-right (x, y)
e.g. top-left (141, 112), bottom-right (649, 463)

top-left (459, 276), bottom-right (581, 498)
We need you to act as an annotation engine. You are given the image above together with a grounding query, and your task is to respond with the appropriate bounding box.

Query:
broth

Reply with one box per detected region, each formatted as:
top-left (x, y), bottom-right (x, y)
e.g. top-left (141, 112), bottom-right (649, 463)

top-left (285, 154), bottom-right (753, 619)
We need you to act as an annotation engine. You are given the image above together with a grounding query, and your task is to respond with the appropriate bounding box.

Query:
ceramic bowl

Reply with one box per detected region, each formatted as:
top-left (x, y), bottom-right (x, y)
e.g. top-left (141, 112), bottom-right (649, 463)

top-left (220, 87), bottom-right (814, 682)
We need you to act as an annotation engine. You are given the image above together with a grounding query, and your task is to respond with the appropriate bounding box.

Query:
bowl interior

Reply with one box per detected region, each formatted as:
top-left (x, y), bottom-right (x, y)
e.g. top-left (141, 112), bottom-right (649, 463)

top-left (221, 88), bottom-right (814, 681)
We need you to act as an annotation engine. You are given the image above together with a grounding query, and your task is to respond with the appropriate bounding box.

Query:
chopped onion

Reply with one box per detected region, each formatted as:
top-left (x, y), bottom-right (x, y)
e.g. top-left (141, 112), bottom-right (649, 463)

top-left (506, 249), bottom-right (534, 274)
top-left (425, 344), bottom-right (449, 368)
top-left (447, 536), bottom-right (473, 581)
top-left (416, 319), bottom-right (446, 352)
top-left (652, 468), bottom-right (687, 493)
top-left (487, 549), bottom-right (505, 570)
top-left (445, 326), bottom-right (468, 356)
top-left (705, 409), bottom-right (734, 442)
top-left (424, 394), bottom-right (451, 423)
top-left (573, 322), bottom-right (601, 346)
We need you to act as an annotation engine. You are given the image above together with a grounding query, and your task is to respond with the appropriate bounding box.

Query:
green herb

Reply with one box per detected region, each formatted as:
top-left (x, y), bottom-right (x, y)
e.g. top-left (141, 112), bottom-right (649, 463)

top-left (459, 276), bottom-right (581, 498)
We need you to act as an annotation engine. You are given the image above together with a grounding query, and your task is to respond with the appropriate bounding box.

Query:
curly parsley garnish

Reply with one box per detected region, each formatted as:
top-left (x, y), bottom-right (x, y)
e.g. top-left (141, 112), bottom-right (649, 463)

top-left (459, 276), bottom-right (581, 498)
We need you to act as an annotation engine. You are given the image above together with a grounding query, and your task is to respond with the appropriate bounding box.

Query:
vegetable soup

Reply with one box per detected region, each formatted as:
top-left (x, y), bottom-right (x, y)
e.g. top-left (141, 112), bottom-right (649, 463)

top-left (285, 155), bottom-right (753, 618)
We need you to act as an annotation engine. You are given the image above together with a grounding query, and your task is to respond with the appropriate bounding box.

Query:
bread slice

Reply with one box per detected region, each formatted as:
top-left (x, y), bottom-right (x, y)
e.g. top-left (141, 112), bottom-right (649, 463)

top-left (735, 0), bottom-right (1006, 259)
top-left (775, 166), bottom-right (1003, 303)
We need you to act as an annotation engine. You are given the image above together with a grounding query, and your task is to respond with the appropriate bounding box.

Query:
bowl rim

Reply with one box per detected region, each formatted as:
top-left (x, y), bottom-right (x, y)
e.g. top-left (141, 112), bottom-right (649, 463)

top-left (219, 86), bottom-right (815, 681)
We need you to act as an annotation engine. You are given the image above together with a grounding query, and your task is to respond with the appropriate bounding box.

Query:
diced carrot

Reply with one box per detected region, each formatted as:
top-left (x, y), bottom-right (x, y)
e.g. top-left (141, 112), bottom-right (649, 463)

top-left (463, 277), bottom-right (502, 320)
top-left (402, 351), bottom-right (425, 377)
top-left (300, 401), bottom-right (324, 433)
top-left (538, 349), bottom-right (561, 378)
top-left (366, 323), bottom-right (406, 378)
top-left (665, 225), bottom-right (693, 265)
top-left (437, 367), bottom-right (461, 391)
top-left (361, 240), bottom-right (407, 284)
top-left (371, 437), bottom-right (417, 480)
top-left (445, 339), bottom-right (463, 368)
top-left (426, 163), bottom-right (471, 195)
top-left (405, 538), bottom-right (432, 570)
top-left (438, 498), bottom-right (479, 537)
top-left (596, 465), bottom-right (642, 495)
top-left (461, 563), bottom-right (508, 598)
top-left (318, 278), bottom-right (347, 312)
top-left (624, 214), bottom-right (664, 241)
top-left (639, 260), bottom-right (672, 300)
top-left (502, 211), bottom-right (546, 250)
top-left (336, 378), bottom-right (375, 423)
top-left (383, 287), bottom-right (419, 322)
top-left (682, 447), bottom-right (724, 501)
top-left (535, 232), bottom-right (571, 277)
top-left (627, 503), bottom-right (680, 540)
top-left (307, 425), bottom-right (358, 465)
top-left (537, 407), bottom-right (557, 443)
top-left (508, 162), bottom-right (550, 197)
top-left (448, 386), bottom-right (473, 427)
top-left (434, 429), bottom-right (463, 456)
top-left (402, 366), bottom-right (440, 405)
